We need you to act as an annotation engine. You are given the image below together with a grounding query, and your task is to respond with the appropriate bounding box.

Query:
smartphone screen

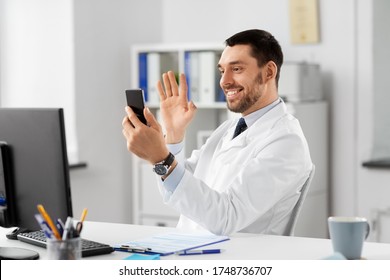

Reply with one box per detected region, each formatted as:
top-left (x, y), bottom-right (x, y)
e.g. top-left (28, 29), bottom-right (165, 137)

top-left (125, 89), bottom-right (147, 125)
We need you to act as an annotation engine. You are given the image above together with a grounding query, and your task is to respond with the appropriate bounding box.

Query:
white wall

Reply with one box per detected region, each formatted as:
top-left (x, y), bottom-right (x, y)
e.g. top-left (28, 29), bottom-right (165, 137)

top-left (356, 0), bottom-right (390, 242)
top-left (0, 0), bottom-right (78, 163)
top-left (372, 0), bottom-right (390, 159)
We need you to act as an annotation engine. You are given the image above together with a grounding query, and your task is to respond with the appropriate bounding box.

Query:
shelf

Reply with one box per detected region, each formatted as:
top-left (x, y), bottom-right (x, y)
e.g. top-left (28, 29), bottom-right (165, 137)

top-left (146, 102), bottom-right (227, 109)
top-left (362, 159), bottom-right (390, 168)
top-left (132, 42), bottom-right (224, 53)
top-left (69, 162), bottom-right (88, 170)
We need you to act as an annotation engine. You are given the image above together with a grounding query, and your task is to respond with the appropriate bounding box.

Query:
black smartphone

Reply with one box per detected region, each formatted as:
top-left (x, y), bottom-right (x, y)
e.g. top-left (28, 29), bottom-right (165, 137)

top-left (125, 89), bottom-right (147, 125)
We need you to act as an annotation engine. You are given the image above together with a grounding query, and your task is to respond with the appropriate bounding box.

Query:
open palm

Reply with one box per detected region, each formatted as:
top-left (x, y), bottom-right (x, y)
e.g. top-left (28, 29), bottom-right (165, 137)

top-left (157, 71), bottom-right (197, 144)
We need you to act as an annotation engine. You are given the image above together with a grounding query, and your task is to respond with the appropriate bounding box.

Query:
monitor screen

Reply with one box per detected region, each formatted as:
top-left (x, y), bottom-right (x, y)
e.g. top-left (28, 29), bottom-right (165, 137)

top-left (0, 108), bottom-right (73, 231)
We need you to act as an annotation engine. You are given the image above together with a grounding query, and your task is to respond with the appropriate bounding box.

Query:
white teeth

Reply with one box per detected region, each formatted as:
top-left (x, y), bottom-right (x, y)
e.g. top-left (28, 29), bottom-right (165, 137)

top-left (227, 90), bottom-right (238, 96)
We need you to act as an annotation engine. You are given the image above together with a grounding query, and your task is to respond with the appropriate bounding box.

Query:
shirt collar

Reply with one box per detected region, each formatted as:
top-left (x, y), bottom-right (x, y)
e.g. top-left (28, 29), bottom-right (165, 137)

top-left (242, 98), bottom-right (282, 128)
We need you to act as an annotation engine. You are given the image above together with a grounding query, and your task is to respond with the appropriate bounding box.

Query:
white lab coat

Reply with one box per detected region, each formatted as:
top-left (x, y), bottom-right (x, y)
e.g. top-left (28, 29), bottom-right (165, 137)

top-left (158, 100), bottom-right (312, 236)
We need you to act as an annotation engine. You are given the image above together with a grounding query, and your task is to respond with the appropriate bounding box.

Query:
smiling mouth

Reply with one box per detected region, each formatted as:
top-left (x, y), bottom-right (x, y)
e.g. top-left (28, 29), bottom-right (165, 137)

top-left (226, 89), bottom-right (243, 97)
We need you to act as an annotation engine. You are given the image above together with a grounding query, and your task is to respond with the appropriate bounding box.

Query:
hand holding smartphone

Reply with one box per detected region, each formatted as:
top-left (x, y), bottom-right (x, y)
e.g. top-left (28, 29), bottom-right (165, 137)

top-left (125, 89), bottom-right (147, 125)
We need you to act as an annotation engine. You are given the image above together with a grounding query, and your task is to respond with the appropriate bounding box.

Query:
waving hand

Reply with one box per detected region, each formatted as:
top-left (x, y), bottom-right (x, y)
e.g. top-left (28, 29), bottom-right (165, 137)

top-left (157, 71), bottom-right (197, 144)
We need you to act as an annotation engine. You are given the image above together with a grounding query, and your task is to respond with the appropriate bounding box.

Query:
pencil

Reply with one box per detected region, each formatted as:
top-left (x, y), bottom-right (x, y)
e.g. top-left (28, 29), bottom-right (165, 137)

top-left (76, 208), bottom-right (88, 235)
top-left (80, 208), bottom-right (88, 223)
top-left (37, 204), bottom-right (62, 240)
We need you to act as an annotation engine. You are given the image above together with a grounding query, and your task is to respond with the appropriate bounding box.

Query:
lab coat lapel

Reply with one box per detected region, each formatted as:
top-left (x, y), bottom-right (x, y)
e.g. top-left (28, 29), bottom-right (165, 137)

top-left (218, 123), bottom-right (247, 152)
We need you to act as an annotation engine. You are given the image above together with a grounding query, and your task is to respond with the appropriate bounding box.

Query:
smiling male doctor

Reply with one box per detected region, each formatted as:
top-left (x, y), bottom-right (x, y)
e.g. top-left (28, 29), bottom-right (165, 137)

top-left (122, 29), bottom-right (312, 236)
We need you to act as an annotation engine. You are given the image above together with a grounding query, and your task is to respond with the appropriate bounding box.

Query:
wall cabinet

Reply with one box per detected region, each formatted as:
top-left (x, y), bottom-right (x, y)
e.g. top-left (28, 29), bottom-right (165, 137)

top-left (130, 44), bottom-right (329, 237)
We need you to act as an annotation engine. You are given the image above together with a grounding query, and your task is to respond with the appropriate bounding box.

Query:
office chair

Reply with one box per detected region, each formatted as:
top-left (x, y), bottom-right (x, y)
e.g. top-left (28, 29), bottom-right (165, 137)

top-left (283, 164), bottom-right (315, 236)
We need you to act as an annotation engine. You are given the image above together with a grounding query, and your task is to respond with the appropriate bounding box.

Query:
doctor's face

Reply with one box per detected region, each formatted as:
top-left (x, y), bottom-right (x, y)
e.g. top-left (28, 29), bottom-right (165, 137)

top-left (218, 44), bottom-right (266, 116)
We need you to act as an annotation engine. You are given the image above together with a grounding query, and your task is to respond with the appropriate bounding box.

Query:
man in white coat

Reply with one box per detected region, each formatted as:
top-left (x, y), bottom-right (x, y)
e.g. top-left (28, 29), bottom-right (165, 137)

top-left (122, 29), bottom-right (312, 236)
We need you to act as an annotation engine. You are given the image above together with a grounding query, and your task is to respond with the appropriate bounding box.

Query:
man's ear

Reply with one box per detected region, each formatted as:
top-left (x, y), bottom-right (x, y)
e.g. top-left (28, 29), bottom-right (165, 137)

top-left (264, 61), bottom-right (277, 82)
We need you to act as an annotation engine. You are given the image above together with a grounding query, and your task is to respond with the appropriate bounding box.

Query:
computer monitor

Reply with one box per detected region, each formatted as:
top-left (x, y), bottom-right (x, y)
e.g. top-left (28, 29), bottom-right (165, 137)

top-left (0, 108), bottom-right (73, 231)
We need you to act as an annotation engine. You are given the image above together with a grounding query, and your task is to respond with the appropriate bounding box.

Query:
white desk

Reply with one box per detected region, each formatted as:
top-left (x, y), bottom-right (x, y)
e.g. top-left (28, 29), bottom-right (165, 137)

top-left (1, 221), bottom-right (390, 260)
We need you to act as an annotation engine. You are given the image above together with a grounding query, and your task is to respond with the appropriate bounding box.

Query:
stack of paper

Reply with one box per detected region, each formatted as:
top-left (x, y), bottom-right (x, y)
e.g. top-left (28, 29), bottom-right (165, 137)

top-left (114, 232), bottom-right (229, 256)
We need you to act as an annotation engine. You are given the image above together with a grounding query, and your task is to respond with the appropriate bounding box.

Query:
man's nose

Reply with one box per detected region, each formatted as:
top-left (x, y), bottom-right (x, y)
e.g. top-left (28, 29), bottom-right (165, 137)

top-left (220, 72), bottom-right (233, 88)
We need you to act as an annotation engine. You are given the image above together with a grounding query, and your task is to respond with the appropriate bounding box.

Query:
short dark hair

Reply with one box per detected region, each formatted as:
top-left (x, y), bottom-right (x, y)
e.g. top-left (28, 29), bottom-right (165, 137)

top-left (225, 29), bottom-right (283, 86)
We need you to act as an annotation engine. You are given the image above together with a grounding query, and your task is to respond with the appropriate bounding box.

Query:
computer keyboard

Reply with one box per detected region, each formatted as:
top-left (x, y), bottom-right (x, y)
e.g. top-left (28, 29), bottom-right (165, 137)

top-left (17, 230), bottom-right (114, 257)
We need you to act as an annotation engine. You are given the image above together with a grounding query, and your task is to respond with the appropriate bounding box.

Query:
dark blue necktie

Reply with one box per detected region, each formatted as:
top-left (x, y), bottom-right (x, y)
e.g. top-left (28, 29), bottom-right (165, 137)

top-left (232, 118), bottom-right (247, 139)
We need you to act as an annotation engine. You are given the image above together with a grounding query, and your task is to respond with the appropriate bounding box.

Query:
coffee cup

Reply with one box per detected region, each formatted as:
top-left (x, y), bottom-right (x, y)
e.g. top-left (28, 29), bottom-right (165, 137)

top-left (328, 216), bottom-right (370, 260)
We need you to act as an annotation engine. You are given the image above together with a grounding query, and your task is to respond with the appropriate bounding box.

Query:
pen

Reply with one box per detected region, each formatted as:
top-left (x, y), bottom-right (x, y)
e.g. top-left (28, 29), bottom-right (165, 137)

top-left (177, 249), bottom-right (222, 256)
top-left (62, 216), bottom-right (73, 240)
top-left (56, 218), bottom-right (65, 236)
top-left (114, 244), bottom-right (152, 253)
top-left (34, 214), bottom-right (53, 239)
top-left (37, 204), bottom-right (61, 240)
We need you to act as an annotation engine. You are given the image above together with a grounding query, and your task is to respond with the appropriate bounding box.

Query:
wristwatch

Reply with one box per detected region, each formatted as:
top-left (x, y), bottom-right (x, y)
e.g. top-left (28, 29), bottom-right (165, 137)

top-left (153, 152), bottom-right (175, 176)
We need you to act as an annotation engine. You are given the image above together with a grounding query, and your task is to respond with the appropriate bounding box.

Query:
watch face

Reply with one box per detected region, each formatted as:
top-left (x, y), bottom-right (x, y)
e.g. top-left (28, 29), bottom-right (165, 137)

top-left (154, 164), bottom-right (167, 175)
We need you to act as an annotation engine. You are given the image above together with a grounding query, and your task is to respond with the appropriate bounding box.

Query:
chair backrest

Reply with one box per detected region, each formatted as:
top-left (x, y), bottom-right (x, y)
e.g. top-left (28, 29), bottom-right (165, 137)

top-left (283, 165), bottom-right (315, 236)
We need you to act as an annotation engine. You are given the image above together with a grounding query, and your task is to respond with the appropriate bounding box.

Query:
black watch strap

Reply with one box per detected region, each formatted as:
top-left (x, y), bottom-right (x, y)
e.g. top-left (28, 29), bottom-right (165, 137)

top-left (162, 152), bottom-right (175, 168)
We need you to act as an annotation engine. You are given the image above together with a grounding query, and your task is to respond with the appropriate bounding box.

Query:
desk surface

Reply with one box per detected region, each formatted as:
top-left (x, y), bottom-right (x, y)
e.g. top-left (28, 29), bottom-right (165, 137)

top-left (1, 221), bottom-right (390, 260)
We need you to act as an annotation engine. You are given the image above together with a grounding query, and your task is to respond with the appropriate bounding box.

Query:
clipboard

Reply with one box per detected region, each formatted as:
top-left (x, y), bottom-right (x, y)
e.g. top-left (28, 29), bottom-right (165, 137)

top-left (114, 231), bottom-right (229, 256)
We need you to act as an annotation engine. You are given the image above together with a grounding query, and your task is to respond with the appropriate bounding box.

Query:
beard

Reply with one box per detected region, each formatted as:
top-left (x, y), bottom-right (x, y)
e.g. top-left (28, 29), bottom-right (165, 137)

top-left (226, 73), bottom-right (264, 113)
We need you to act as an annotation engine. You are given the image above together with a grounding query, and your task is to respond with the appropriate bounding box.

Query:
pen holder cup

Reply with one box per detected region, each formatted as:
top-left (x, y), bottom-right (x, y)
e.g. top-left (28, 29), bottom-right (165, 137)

top-left (46, 237), bottom-right (81, 260)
